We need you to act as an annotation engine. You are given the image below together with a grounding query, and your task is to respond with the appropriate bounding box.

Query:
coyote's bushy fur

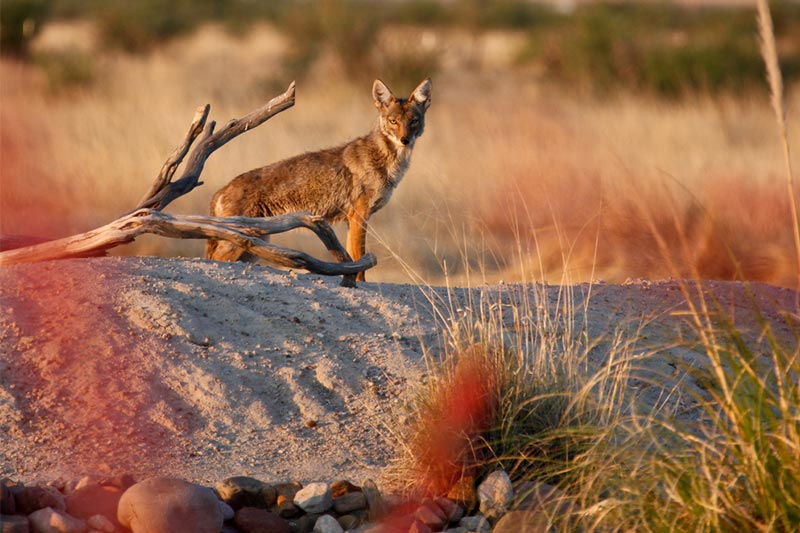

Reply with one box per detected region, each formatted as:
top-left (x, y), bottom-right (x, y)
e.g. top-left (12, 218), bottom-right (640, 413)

top-left (205, 78), bottom-right (433, 281)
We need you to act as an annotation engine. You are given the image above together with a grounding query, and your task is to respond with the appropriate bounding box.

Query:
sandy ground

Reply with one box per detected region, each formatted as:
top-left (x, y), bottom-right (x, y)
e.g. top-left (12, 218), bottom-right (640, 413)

top-left (1, 257), bottom-right (797, 487)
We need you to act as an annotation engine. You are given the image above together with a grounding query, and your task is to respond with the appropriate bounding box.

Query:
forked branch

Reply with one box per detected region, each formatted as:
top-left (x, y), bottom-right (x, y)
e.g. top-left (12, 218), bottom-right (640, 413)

top-left (135, 81), bottom-right (296, 212)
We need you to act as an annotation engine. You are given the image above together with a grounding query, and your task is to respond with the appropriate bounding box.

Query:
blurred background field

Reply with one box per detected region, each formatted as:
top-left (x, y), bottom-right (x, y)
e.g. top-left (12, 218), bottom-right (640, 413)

top-left (2, 0), bottom-right (800, 287)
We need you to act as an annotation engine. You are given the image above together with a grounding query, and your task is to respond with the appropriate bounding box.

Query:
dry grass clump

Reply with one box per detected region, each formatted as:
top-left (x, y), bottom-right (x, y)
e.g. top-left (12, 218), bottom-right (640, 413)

top-left (383, 280), bottom-right (641, 511)
top-left (386, 277), bottom-right (799, 530)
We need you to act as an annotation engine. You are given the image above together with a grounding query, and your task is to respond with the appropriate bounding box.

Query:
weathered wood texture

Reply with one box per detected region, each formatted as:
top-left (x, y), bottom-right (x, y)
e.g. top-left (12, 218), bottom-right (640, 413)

top-left (134, 81), bottom-right (297, 212)
top-left (0, 82), bottom-right (376, 287)
top-left (0, 210), bottom-right (375, 286)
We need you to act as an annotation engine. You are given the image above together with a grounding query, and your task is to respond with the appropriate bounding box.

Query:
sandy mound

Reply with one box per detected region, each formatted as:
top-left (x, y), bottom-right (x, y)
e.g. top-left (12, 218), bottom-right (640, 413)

top-left (1, 257), bottom-right (796, 486)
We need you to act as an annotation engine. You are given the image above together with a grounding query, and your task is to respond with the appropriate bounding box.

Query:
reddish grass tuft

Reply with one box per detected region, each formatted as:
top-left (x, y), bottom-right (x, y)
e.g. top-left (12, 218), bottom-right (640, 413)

top-left (407, 346), bottom-right (501, 498)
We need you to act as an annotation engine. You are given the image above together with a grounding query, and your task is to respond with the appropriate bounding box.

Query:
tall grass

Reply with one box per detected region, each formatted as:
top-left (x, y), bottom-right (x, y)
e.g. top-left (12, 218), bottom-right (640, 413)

top-left (3, 23), bottom-right (799, 288)
top-left (384, 3), bottom-right (800, 530)
top-left (757, 0), bottom-right (800, 298)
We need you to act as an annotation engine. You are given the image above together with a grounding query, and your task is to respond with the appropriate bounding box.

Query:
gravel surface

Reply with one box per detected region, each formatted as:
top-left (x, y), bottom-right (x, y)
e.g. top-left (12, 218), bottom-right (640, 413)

top-left (1, 257), bottom-right (796, 487)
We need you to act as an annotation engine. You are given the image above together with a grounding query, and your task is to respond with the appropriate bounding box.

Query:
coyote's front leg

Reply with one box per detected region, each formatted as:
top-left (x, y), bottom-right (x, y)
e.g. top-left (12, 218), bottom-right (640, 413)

top-left (347, 197), bottom-right (370, 282)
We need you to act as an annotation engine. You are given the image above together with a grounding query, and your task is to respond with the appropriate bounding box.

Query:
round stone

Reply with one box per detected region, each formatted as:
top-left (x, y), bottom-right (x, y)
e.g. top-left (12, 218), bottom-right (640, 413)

top-left (117, 477), bottom-right (223, 533)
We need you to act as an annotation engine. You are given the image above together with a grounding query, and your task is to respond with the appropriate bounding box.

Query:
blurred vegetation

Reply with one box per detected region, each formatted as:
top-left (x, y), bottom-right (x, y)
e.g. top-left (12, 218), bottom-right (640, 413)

top-left (5, 0), bottom-right (800, 97)
top-left (522, 2), bottom-right (800, 96)
top-left (34, 48), bottom-right (96, 91)
top-left (0, 0), bottom-right (51, 56)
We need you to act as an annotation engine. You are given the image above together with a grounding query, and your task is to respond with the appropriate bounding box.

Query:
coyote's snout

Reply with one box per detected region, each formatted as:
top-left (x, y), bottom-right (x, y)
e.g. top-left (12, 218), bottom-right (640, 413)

top-left (205, 78), bottom-right (432, 281)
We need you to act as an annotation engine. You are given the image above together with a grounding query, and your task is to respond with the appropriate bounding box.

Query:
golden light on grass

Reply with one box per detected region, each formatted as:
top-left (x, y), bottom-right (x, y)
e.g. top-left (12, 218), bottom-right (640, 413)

top-left (757, 0), bottom-right (800, 297)
top-left (3, 20), bottom-right (799, 287)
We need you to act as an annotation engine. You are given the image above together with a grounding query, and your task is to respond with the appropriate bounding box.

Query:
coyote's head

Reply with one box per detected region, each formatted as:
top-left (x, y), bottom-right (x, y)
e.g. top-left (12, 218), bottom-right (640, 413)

top-left (372, 78), bottom-right (432, 148)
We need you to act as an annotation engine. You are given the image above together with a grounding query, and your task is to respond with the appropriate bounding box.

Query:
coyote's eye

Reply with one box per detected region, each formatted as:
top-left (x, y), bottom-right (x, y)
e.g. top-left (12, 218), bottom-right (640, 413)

top-left (388, 118), bottom-right (397, 125)
top-left (410, 119), bottom-right (419, 127)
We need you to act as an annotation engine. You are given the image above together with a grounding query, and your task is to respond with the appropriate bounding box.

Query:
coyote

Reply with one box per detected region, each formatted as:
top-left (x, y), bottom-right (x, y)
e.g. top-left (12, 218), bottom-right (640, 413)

top-left (205, 78), bottom-right (432, 281)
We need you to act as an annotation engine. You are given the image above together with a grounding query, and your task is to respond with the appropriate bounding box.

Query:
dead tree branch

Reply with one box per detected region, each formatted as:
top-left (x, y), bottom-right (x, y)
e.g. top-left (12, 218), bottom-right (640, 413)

top-left (134, 81), bottom-right (296, 212)
top-left (0, 210), bottom-right (375, 283)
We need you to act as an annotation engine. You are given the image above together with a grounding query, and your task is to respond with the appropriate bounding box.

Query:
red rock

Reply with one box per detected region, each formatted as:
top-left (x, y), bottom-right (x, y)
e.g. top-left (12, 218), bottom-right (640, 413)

top-left (408, 519), bottom-right (433, 533)
top-left (434, 497), bottom-right (464, 524)
top-left (330, 480), bottom-right (361, 498)
top-left (234, 506), bottom-right (291, 533)
top-left (414, 500), bottom-right (447, 530)
top-left (28, 507), bottom-right (86, 533)
top-left (66, 485), bottom-right (123, 527)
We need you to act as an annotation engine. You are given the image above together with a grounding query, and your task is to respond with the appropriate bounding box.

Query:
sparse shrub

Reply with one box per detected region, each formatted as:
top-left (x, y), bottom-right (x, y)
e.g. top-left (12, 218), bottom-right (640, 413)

top-left (373, 47), bottom-right (440, 91)
top-left (385, 284), bottom-right (616, 504)
top-left (0, 0), bottom-right (51, 57)
top-left (94, 0), bottom-right (198, 53)
top-left (34, 48), bottom-right (96, 91)
top-left (521, 2), bottom-right (800, 97)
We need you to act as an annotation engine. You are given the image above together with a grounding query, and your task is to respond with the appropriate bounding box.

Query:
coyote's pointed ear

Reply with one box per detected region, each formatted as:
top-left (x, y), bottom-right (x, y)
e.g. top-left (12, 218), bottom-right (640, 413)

top-left (373, 79), bottom-right (395, 108)
top-left (411, 78), bottom-right (432, 110)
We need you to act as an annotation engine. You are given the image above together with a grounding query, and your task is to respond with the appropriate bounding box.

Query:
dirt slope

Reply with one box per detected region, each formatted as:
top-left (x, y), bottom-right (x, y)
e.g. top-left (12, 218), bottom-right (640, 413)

top-left (1, 257), bottom-right (796, 486)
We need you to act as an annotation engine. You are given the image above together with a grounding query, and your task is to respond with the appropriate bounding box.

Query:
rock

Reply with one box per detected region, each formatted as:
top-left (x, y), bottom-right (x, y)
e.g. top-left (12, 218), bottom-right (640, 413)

top-left (219, 500), bottom-right (235, 521)
top-left (337, 514), bottom-right (361, 530)
top-left (28, 507), bottom-right (86, 533)
top-left (313, 514), bottom-right (344, 533)
top-left (216, 476), bottom-right (276, 510)
top-left (274, 495), bottom-right (301, 518)
top-left (414, 500), bottom-right (447, 530)
top-left (234, 507), bottom-right (290, 533)
top-left (273, 482), bottom-right (303, 517)
top-left (458, 515), bottom-right (491, 533)
top-left (446, 476), bottom-right (476, 511)
top-left (407, 520), bottom-right (432, 533)
top-left (330, 480), bottom-right (361, 499)
top-left (373, 512), bottom-right (415, 532)
top-left (333, 491), bottom-right (367, 515)
top-left (37, 487), bottom-right (66, 512)
top-left (290, 514), bottom-right (315, 533)
top-left (85, 515), bottom-right (114, 533)
top-left (100, 474), bottom-right (136, 491)
top-left (361, 480), bottom-right (385, 521)
top-left (66, 485), bottom-right (123, 526)
top-left (62, 480), bottom-right (79, 498)
top-left (294, 483), bottom-right (332, 514)
top-left (46, 480), bottom-right (65, 492)
top-left (73, 478), bottom-right (98, 493)
top-left (1, 514), bottom-right (29, 533)
top-left (433, 498), bottom-right (464, 524)
top-left (117, 477), bottom-right (223, 533)
top-left (274, 482), bottom-right (302, 500)
top-left (476, 470), bottom-right (513, 521)
top-left (1, 478), bottom-right (17, 514)
top-left (16, 486), bottom-right (64, 515)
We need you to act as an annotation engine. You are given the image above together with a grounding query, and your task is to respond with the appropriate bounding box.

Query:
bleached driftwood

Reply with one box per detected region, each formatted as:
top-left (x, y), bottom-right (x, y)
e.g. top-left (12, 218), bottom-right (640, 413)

top-left (0, 82), bottom-right (376, 287)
